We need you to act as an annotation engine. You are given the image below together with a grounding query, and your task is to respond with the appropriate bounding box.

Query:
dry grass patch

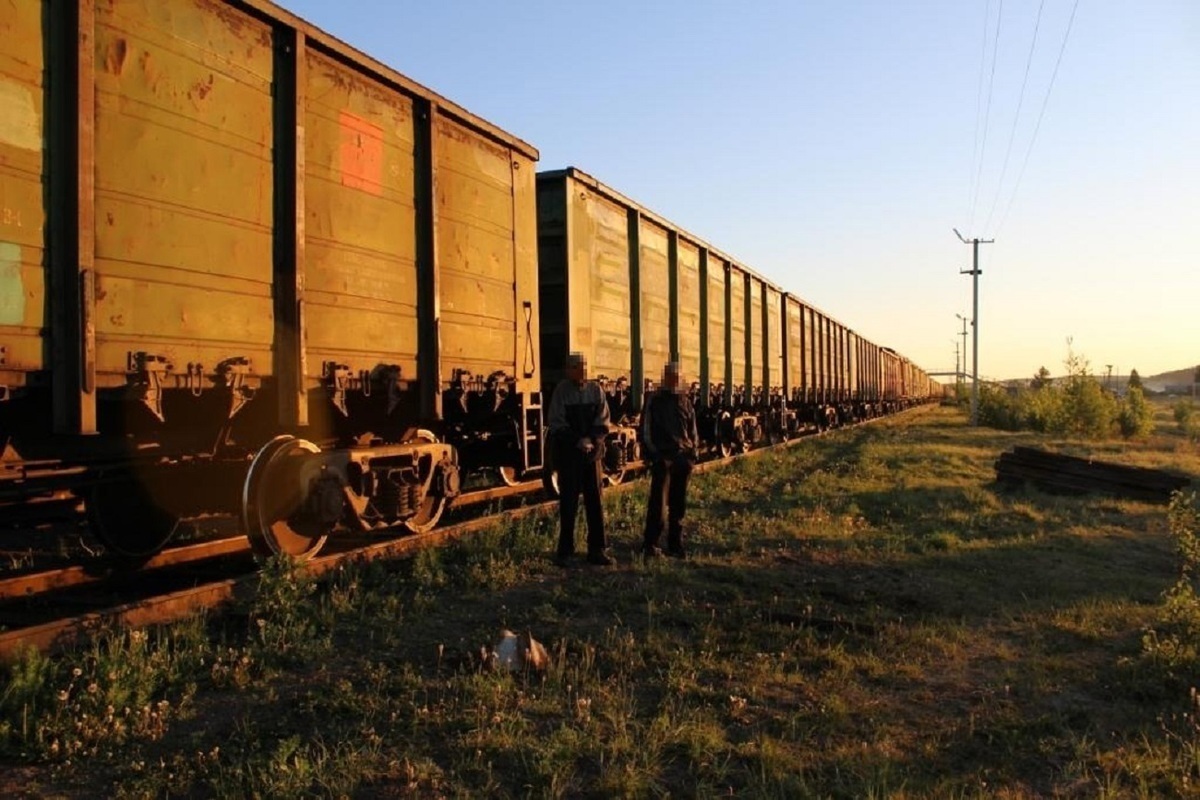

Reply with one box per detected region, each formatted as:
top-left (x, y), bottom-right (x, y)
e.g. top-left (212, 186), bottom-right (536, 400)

top-left (2, 404), bottom-right (1199, 797)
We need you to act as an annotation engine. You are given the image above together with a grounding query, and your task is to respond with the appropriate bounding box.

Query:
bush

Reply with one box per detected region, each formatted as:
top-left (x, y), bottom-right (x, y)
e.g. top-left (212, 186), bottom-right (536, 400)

top-left (1175, 401), bottom-right (1200, 442)
top-left (972, 348), bottom-right (1134, 439)
top-left (976, 384), bottom-right (1023, 431)
top-left (1024, 384), bottom-right (1063, 433)
top-left (1116, 386), bottom-right (1155, 439)
top-left (1057, 372), bottom-right (1117, 438)
top-left (1142, 492), bottom-right (1200, 674)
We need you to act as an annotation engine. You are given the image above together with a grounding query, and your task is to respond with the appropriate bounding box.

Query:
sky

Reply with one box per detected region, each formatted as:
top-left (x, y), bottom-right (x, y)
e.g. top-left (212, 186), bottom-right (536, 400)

top-left (277, 0), bottom-right (1200, 382)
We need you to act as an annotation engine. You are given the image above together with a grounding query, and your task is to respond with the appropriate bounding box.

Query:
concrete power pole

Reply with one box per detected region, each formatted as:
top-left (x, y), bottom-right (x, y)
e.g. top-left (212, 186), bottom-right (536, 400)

top-left (956, 313), bottom-right (970, 389)
top-left (954, 340), bottom-right (961, 387)
top-left (954, 229), bottom-right (993, 425)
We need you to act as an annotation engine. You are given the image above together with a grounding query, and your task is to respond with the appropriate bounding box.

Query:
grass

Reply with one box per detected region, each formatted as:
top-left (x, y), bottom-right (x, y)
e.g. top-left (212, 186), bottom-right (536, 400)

top-left (2, 400), bottom-right (1199, 797)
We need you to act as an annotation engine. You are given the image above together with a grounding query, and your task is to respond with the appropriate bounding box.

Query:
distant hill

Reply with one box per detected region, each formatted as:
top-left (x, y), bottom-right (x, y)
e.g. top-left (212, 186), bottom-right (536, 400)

top-left (999, 365), bottom-right (1198, 394)
top-left (1144, 366), bottom-right (1200, 394)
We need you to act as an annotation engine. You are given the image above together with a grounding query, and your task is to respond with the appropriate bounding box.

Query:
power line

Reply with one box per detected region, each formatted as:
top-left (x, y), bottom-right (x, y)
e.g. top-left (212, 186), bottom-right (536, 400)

top-left (995, 0), bottom-right (1081, 237)
top-left (969, 0), bottom-right (1005, 236)
top-left (983, 0), bottom-right (1045, 235)
top-left (967, 0), bottom-right (993, 228)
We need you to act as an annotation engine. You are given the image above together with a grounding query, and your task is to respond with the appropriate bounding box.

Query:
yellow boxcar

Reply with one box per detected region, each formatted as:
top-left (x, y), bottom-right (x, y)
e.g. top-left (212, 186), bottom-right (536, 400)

top-left (537, 167), bottom-right (748, 412)
top-left (1, 0), bottom-right (541, 443)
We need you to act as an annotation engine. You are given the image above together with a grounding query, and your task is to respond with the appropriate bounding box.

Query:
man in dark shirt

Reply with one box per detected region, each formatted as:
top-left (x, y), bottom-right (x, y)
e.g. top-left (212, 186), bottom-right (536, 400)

top-left (641, 362), bottom-right (699, 558)
top-left (546, 352), bottom-right (612, 566)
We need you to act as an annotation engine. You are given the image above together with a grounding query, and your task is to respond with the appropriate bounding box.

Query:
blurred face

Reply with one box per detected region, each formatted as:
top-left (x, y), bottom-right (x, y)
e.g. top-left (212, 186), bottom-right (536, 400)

top-left (567, 355), bottom-right (587, 384)
top-left (663, 364), bottom-right (681, 392)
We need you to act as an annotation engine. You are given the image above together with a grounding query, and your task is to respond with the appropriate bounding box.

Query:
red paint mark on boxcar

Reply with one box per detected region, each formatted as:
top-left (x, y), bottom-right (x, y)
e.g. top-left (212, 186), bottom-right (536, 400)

top-left (339, 112), bottom-right (384, 196)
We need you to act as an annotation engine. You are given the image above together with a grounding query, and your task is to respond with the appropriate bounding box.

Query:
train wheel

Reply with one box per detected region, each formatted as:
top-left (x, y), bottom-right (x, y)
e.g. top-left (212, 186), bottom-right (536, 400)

top-left (497, 465), bottom-right (522, 487)
top-left (87, 476), bottom-right (179, 560)
top-left (402, 430), bottom-right (448, 534)
top-left (243, 436), bottom-right (329, 561)
top-left (541, 469), bottom-right (561, 497)
top-left (603, 467), bottom-right (625, 487)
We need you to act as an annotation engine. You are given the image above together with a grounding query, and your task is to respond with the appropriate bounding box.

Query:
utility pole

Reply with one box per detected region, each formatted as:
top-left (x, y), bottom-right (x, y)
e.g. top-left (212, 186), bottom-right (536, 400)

top-left (954, 340), bottom-right (961, 387)
top-left (956, 313), bottom-right (970, 389)
top-left (954, 229), bottom-right (993, 425)
top-left (1105, 364), bottom-right (1113, 393)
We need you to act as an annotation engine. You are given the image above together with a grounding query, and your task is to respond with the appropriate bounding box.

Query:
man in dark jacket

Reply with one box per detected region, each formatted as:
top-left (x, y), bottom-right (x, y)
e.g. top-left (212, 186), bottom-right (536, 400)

top-left (547, 352), bottom-right (612, 566)
top-left (641, 362), bottom-right (699, 558)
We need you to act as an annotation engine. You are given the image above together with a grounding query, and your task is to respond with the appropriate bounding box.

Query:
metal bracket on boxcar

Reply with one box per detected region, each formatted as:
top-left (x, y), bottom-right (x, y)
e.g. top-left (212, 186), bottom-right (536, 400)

top-left (522, 301), bottom-right (536, 378)
top-left (185, 363), bottom-right (204, 397)
top-left (0, 344), bottom-right (6, 366)
top-left (217, 357), bottom-right (254, 419)
top-left (322, 361), bottom-right (353, 417)
top-left (128, 351), bottom-right (171, 423)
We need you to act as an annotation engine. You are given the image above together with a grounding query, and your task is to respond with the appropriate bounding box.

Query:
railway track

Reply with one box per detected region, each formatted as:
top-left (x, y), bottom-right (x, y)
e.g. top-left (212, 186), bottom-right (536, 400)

top-left (0, 411), bottom-right (920, 660)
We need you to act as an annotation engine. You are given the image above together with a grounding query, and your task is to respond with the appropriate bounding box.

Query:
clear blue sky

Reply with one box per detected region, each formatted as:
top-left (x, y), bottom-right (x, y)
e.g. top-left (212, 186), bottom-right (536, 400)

top-left (278, 0), bottom-right (1199, 381)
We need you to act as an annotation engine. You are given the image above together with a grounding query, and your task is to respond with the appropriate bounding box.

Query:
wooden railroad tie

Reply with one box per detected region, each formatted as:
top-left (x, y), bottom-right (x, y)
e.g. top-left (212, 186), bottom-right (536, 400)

top-left (994, 446), bottom-right (1192, 503)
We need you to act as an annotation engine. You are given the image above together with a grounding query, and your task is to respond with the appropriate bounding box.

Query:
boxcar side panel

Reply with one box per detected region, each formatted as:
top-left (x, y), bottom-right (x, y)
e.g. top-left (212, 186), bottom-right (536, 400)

top-left (435, 116), bottom-right (518, 379)
top-left (728, 265), bottom-right (746, 391)
top-left (303, 48), bottom-right (417, 383)
top-left (535, 176), bottom-right (567, 382)
top-left (848, 332), bottom-right (859, 399)
top-left (816, 314), bottom-right (825, 398)
top-left (0, 0), bottom-right (45, 378)
top-left (676, 238), bottom-right (701, 383)
top-left (92, 0), bottom-right (276, 376)
top-left (765, 285), bottom-right (781, 390)
top-left (570, 182), bottom-right (631, 383)
top-left (835, 322), bottom-right (847, 397)
top-left (705, 253), bottom-right (727, 396)
top-left (638, 218), bottom-right (670, 386)
top-left (747, 273), bottom-right (763, 392)
top-left (511, 152), bottom-right (539, 390)
top-left (785, 295), bottom-right (802, 396)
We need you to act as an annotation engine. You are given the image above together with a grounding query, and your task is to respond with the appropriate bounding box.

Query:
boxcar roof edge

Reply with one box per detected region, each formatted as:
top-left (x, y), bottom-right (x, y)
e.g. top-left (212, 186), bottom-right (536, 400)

top-left (235, 0), bottom-right (539, 160)
top-left (540, 166), bottom-right (869, 339)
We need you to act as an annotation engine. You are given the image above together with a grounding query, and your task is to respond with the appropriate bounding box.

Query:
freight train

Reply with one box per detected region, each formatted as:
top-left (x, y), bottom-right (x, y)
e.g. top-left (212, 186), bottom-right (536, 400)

top-left (0, 0), bottom-right (939, 562)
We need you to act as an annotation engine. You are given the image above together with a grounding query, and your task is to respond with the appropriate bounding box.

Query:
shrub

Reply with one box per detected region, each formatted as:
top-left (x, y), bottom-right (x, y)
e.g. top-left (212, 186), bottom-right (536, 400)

top-left (1175, 401), bottom-right (1200, 442)
top-left (1057, 372), bottom-right (1117, 438)
top-left (1116, 386), bottom-right (1155, 439)
top-left (1142, 492), bottom-right (1200, 674)
top-left (976, 384), bottom-right (1023, 431)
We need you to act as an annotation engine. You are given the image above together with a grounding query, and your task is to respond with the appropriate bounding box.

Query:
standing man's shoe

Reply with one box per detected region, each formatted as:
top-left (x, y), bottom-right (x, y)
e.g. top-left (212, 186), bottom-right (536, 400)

top-left (665, 546), bottom-right (686, 559)
top-left (586, 552), bottom-right (613, 566)
top-left (554, 552), bottom-right (574, 568)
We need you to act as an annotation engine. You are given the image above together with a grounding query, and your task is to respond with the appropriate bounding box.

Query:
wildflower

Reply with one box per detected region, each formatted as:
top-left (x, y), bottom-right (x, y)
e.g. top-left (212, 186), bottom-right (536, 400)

top-left (72, 667), bottom-right (83, 677)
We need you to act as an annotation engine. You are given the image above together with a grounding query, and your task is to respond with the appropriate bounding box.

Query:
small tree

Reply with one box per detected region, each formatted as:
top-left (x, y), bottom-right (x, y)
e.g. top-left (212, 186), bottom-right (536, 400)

top-left (1117, 385), bottom-right (1155, 438)
top-left (1177, 400), bottom-right (1200, 442)
top-left (1128, 368), bottom-right (1142, 390)
top-left (1057, 348), bottom-right (1117, 438)
top-left (1030, 366), bottom-right (1052, 391)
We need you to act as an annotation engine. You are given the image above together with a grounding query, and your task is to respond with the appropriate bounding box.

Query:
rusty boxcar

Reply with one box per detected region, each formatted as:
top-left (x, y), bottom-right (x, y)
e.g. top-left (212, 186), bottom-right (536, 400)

top-left (0, 0), bottom-right (544, 558)
top-left (535, 167), bottom-right (913, 466)
top-left (537, 168), bottom-right (785, 465)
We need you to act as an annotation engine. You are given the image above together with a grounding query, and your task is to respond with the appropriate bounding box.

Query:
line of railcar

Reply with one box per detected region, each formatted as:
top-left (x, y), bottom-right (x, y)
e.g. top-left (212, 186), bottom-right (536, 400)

top-left (536, 169), bottom-right (939, 484)
top-left (0, 0), bottom-right (939, 562)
